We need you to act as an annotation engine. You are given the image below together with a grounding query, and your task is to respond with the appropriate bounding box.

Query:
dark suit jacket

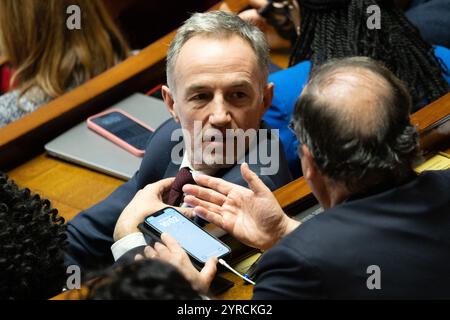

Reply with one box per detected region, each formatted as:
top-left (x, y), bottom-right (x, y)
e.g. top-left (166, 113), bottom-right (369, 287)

top-left (253, 170), bottom-right (450, 299)
top-left (406, 0), bottom-right (450, 48)
top-left (66, 119), bottom-right (292, 270)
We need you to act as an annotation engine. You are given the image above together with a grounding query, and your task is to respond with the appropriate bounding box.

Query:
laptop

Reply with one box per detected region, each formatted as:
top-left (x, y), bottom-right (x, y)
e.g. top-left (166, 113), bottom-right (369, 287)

top-left (45, 93), bottom-right (171, 180)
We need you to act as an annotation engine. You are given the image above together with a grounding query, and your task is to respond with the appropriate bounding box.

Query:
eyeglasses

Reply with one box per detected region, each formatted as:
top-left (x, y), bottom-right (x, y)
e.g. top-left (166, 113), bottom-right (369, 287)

top-left (288, 119), bottom-right (296, 135)
top-left (288, 119), bottom-right (306, 157)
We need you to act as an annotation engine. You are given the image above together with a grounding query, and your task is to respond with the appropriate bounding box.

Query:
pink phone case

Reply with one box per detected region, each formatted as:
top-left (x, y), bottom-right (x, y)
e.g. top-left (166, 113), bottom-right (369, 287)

top-left (87, 108), bottom-right (154, 157)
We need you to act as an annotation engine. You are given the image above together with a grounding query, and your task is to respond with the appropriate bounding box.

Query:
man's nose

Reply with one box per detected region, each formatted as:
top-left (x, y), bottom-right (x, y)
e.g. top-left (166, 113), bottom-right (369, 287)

top-left (209, 97), bottom-right (231, 127)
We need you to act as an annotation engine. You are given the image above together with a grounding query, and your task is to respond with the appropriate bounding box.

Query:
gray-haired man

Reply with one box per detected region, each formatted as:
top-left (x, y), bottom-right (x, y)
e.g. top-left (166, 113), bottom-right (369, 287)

top-left (66, 11), bottom-right (292, 271)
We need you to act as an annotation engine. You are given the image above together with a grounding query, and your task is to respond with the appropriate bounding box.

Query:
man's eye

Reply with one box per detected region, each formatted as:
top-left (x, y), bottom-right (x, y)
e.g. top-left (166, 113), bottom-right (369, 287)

top-left (191, 93), bottom-right (209, 101)
top-left (230, 92), bottom-right (247, 99)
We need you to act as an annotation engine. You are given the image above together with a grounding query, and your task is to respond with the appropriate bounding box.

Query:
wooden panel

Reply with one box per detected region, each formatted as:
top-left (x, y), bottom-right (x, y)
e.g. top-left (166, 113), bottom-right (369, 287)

top-left (410, 91), bottom-right (450, 130)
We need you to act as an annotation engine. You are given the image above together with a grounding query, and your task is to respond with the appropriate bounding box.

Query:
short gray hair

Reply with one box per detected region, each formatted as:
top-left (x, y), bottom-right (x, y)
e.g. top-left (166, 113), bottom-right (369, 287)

top-left (166, 11), bottom-right (270, 89)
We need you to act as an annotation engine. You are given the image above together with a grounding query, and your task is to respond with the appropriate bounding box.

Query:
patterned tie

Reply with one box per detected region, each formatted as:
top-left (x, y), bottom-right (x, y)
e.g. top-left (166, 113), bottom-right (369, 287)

top-left (167, 167), bottom-right (196, 206)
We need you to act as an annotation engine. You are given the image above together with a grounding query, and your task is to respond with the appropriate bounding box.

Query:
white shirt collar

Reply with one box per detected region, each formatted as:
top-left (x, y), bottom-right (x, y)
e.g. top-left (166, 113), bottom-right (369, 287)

top-left (180, 153), bottom-right (218, 177)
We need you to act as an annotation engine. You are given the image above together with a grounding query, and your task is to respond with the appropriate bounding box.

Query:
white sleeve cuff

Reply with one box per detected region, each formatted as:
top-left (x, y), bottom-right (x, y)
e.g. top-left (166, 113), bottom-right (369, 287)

top-left (111, 232), bottom-right (147, 261)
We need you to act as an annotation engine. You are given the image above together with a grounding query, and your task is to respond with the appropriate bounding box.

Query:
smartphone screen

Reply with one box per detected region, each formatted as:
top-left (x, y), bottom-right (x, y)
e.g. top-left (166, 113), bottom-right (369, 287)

top-left (145, 207), bottom-right (230, 264)
top-left (90, 111), bottom-right (152, 150)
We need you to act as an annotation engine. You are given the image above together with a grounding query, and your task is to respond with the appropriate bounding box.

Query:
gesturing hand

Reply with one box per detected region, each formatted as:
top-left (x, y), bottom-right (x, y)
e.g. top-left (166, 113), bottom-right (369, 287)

top-left (183, 163), bottom-right (300, 250)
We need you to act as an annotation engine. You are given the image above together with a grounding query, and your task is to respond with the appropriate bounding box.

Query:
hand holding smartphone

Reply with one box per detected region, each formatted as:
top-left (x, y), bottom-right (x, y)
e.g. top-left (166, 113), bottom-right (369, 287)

top-left (87, 109), bottom-right (154, 157)
top-left (143, 207), bottom-right (231, 265)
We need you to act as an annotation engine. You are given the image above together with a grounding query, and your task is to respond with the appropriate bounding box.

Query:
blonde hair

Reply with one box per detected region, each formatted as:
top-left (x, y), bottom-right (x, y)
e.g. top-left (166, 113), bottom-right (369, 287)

top-left (0, 0), bottom-right (129, 99)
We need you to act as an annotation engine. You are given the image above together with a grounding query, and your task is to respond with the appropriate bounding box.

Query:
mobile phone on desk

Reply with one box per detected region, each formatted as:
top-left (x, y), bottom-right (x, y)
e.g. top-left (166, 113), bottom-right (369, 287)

top-left (143, 207), bottom-right (231, 266)
top-left (87, 109), bottom-right (154, 157)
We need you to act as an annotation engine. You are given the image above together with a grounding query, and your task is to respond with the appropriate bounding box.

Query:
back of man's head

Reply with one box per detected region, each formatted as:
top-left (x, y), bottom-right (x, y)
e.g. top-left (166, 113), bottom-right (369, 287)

top-left (292, 57), bottom-right (418, 192)
top-left (86, 259), bottom-right (201, 300)
top-left (166, 10), bottom-right (269, 89)
top-left (0, 173), bottom-right (67, 300)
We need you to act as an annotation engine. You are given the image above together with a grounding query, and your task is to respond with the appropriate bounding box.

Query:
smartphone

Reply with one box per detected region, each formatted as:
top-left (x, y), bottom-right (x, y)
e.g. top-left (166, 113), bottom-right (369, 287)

top-left (144, 207), bottom-right (231, 265)
top-left (87, 109), bottom-right (154, 157)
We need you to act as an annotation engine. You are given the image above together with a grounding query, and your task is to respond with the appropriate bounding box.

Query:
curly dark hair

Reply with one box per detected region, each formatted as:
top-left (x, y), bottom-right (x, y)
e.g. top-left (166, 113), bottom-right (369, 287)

top-left (86, 259), bottom-right (201, 300)
top-left (0, 173), bottom-right (67, 300)
top-left (292, 57), bottom-right (418, 192)
top-left (290, 0), bottom-right (449, 110)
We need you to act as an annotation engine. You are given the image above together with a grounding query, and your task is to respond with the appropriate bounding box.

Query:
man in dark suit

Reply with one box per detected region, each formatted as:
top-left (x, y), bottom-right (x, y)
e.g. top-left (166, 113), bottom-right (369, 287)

top-left (142, 57), bottom-right (450, 299)
top-left (65, 11), bottom-right (292, 271)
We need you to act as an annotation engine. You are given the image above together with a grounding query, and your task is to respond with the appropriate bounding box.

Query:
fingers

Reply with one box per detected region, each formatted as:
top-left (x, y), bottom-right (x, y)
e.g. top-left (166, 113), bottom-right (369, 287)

top-left (154, 241), bottom-right (171, 259)
top-left (143, 245), bottom-right (157, 259)
top-left (200, 257), bottom-right (218, 290)
top-left (160, 233), bottom-right (183, 254)
top-left (143, 177), bottom-right (175, 196)
top-left (175, 206), bottom-right (195, 219)
top-left (192, 174), bottom-right (236, 196)
top-left (193, 206), bottom-right (225, 229)
top-left (241, 163), bottom-right (270, 195)
top-left (183, 184), bottom-right (227, 206)
top-left (134, 253), bottom-right (144, 261)
top-left (183, 194), bottom-right (223, 216)
top-left (157, 177), bottom-right (176, 191)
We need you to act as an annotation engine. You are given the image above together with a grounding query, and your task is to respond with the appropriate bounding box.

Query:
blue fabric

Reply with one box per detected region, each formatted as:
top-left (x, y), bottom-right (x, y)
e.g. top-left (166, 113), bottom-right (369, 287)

top-left (264, 61), bottom-right (311, 178)
top-left (264, 46), bottom-right (450, 178)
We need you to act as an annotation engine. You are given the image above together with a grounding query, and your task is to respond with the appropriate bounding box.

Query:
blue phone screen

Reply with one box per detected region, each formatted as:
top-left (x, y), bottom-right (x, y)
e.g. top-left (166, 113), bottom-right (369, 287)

top-left (145, 208), bottom-right (230, 263)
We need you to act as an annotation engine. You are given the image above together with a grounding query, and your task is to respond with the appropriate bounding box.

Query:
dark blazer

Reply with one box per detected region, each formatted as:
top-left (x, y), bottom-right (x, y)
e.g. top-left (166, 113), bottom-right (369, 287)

top-left (66, 119), bottom-right (292, 270)
top-left (406, 0), bottom-right (450, 48)
top-left (253, 170), bottom-right (450, 299)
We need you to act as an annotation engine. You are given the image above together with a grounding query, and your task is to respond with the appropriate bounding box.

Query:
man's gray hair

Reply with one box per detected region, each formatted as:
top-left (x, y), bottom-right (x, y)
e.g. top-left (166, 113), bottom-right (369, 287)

top-left (166, 11), bottom-right (270, 89)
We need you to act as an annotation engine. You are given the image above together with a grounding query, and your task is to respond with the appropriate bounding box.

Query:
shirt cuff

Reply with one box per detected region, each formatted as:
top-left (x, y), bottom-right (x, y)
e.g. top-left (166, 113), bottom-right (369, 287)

top-left (111, 232), bottom-right (147, 261)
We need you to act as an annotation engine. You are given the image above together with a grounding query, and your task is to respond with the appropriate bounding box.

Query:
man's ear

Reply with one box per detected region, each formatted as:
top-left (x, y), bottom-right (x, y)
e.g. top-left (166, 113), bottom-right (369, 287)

top-left (301, 145), bottom-right (317, 181)
top-left (162, 85), bottom-right (179, 122)
top-left (261, 82), bottom-right (274, 114)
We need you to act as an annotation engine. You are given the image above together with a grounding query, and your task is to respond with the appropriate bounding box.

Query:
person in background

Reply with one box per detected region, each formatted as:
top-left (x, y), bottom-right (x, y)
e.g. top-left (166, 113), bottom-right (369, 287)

top-left (0, 173), bottom-right (67, 300)
top-left (235, 0), bottom-right (450, 177)
top-left (0, 0), bottom-right (129, 128)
